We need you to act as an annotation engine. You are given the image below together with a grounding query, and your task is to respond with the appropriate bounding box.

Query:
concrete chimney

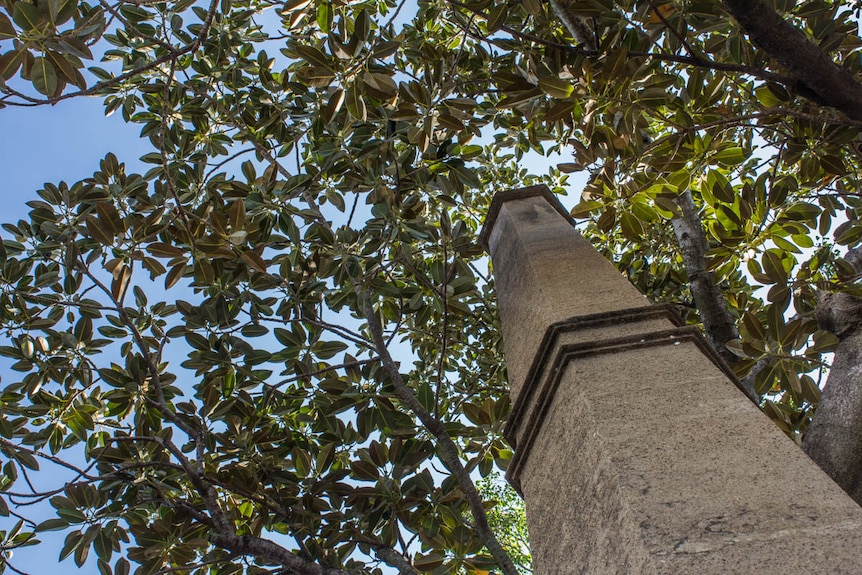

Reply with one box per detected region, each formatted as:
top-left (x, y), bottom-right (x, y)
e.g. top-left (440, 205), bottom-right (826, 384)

top-left (481, 185), bottom-right (862, 574)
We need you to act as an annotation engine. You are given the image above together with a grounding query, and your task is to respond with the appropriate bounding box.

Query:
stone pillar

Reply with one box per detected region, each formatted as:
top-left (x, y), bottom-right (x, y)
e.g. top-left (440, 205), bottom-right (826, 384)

top-left (481, 186), bottom-right (862, 574)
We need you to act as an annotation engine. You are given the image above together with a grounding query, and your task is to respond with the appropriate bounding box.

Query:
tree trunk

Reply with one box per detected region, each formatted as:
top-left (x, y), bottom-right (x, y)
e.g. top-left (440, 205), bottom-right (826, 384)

top-left (803, 290), bottom-right (862, 506)
top-left (671, 191), bottom-right (758, 401)
top-left (722, 0), bottom-right (862, 120)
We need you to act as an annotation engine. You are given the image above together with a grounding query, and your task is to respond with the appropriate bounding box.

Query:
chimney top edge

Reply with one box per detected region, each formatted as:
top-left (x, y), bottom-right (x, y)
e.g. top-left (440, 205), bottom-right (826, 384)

top-left (479, 185), bottom-right (574, 250)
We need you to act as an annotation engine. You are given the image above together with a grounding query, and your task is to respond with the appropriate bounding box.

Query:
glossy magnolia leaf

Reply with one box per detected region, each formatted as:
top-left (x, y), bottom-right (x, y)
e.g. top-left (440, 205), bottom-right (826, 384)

top-left (820, 154), bottom-right (846, 176)
top-left (314, 340), bottom-right (348, 359)
top-left (110, 264), bottom-right (131, 302)
top-left (0, 13), bottom-right (15, 39)
top-left (557, 162), bottom-right (581, 173)
top-left (346, 82), bottom-right (367, 121)
top-left (754, 83), bottom-right (788, 106)
top-left (95, 202), bottom-right (123, 234)
top-left (350, 460), bottom-right (379, 481)
top-left (36, 518), bottom-right (70, 532)
top-left (372, 40), bottom-right (400, 59)
top-left (46, 50), bottom-right (83, 88)
top-left (647, 3), bottom-right (675, 23)
top-left (147, 243), bottom-right (184, 258)
top-left (316, 2), bottom-right (331, 32)
top-left (0, 49), bottom-right (25, 80)
top-left (706, 170), bottom-right (735, 204)
top-left (712, 147), bottom-right (747, 167)
top-left (85, 216), bottom-right (114, 245)
top-left (809, 331), bottom-right (839, 354)
top-left (835, 221), bottom-right (862, 245)
top-left (653, 196), bottom-right (681, 217)
top-left (742, 312), bottom-right (766, 341)
top-left (800, 374), bottom-right (820, 405)
top-left (12, 2), bottom-right (40, 31)
top-left (570, 200), bottom-right (602, 218)
top-left (229, 197), bottom-right (245, 230)
top-left (538, 76), bottom-right (573, 99)
top-left (165, 262), bottom-right (187, 288)
top-left (363, 71), bottom-right (397, 98)
top-left (486, 4), bottom-right (507, 32)
top-left (294, 45), bottom-right (333, 71)
top-left (48, 0), bottom-right (77, 26)
top-left (619, 211), bottom-right (644, 240)
top-left (240, 250), bottom-right (267, 273)
top-left (323, 88), bottom-right (344, 123)
top-left (30, 57), bottom-right (59, 96)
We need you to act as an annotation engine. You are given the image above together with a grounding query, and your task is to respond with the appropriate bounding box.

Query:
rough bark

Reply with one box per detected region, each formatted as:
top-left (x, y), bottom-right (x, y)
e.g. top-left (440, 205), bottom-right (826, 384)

top-left (547, 0), bottom-right (597, 50)
top-left (209, 533), bottom-right (352, 575)
top-left (373, 546), bottom-right (419, 575)
top-left (671, 191), bottom-right (758, 401)
top-left (803, 290), bottom-right (862, 506)
top-left (722, 0), bottom-right (862, 121)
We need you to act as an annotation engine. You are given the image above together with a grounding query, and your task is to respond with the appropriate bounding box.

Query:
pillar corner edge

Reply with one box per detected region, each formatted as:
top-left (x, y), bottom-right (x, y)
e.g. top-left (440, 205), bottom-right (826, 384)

top-left (479, 185), bottom-right (574, 250)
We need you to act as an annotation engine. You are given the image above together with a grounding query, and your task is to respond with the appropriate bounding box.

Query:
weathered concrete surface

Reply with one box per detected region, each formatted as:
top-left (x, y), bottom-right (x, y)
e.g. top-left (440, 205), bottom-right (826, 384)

top-left (480, 186), bottom-right (652, 400)
top-left (482, 186), bottom-right (862, 574)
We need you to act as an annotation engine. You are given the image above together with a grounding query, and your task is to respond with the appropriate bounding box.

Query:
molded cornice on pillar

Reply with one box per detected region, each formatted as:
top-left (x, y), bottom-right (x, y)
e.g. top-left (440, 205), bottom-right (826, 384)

top-left (502, 303), bottom-right (752, 495)
top-left (485, 186), bottom-right (862, 574)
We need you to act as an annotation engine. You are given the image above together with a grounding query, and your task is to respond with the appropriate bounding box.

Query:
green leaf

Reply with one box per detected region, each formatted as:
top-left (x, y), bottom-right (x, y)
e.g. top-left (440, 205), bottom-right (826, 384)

top-left (363, 71), bottom-right (397, 98)
top-left (316, 3), bottom-right (331, 32)
top-left (570, 200), bottom-right (603, 218)
top-left (240, 250), bottom-right (267, 273)
top-left (372, 40), bottom-right (400, 59)
top-left (538, 76), bottom-right (573, 99)
top-left (0, 12), bottom-right (16, 39)
top-left (707, 169), bottom-right (734, 203)
top-left (295, 45), bottom-right (333, 71)
top-left (147, 242), bottom-right (184, 258)
top-left (742, 312), bottom-right (766, 340)
top-left (323, 88), bottom-right (344, 123)
top-left (30, 57), bottom-right (59, 96)
top-left (0, 49), bottom-right (25, 80)
top-left (713, 147), bottom-right (747, 167)
top-left (557, 162), bottom-right (582, 173)
top-left (835, 222), bottom-right (862, 245)
top-left (754, 83), bottom-right (788, 106)
top-left (761, 250), bottom-right (788, 284)
top-left (346, 82), bottom-right (366, 121)
top-left (315, 340), bottom-right (347, 359)
top-left (165, 262), bottom-right (187, 288)
top-left (12, 2), bottom-right (41, 31)
top-left (486, 4), bottom-right (506, 32)
top-left (86, 216), bottom-right (114, 245)
top-left (350, 460), bottom-right (379, 481)
top-left (819, 154), bottom-right (846, 175)
top-left (619, 211), bottom-right (644, 240)
top-left (36, 518), bottom-right (70, 532)
top-left (48, 0), bottom-right (75, 26)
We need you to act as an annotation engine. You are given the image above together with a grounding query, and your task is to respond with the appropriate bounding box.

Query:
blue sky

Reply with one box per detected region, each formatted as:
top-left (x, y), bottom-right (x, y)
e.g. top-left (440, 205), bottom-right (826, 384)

top-left (1, 97), bottom-right (151, 224)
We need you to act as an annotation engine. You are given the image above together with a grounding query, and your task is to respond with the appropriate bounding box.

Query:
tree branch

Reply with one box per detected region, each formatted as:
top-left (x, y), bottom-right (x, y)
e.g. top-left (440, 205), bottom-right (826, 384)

top-left (449, 0), bottom-right (793, 85)
top-left (207, 533), bottom-right (351, 575)
top-left (359, 293), bottom-right (520, 575)
top-left (373, 545), bottom-right (418, 575)
top-left (803, 251), bottom-right (862, 505)
top-left (671, 191), bottom-right (757, 401)
top-left (722, 0), bottom-right (862, 121)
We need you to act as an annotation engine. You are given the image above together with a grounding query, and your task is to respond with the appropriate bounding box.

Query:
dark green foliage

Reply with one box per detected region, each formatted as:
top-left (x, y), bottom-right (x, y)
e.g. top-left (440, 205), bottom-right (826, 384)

top-left (1, 0), bottom-right (861, 573)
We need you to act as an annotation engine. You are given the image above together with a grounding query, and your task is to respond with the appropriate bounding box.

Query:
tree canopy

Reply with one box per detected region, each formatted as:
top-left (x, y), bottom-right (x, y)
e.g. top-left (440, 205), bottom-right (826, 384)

top-left (1, 0), bottom-right (862, 574)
